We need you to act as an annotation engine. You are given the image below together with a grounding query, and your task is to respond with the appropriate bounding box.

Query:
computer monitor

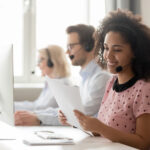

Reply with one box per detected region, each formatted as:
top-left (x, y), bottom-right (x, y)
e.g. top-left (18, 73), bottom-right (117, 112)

top-left (0, 44), bottom-right (14, 126)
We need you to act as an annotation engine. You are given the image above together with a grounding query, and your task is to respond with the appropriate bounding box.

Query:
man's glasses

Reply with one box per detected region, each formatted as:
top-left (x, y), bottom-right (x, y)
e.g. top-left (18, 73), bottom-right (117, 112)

top-left (67, 43), bottom-right (80, 51)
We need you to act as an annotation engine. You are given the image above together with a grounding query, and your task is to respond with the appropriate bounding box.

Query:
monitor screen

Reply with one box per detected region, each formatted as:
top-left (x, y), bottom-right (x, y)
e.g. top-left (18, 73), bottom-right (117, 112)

top-left (0, 44), bottom-right (14, 126)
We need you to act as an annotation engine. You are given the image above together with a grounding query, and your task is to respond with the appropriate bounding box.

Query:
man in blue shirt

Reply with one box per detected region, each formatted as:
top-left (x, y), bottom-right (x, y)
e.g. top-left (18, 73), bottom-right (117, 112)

top-left (64, 24), bottom-right (110, 117)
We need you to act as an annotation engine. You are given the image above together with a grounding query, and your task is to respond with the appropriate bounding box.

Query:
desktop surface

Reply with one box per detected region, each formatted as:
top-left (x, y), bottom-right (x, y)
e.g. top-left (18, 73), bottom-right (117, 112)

top-left (0, 122), bottom-right (138, 150)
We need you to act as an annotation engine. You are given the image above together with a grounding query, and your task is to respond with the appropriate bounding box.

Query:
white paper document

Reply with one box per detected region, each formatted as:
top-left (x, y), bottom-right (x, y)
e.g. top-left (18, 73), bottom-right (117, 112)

top-left (47, 78), bottom-right (84, 130)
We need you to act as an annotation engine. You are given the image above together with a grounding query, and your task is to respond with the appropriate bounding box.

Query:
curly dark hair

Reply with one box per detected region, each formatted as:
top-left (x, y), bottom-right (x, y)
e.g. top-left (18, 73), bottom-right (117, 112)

top-left (66, 24), bottom-right (95, 51)
top-left (95, 9), bottom-right (150, 80)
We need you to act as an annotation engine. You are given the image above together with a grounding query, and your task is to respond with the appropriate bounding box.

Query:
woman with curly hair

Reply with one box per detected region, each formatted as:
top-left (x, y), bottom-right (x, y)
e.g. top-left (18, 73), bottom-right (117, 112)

top-left (73, 10), bottom-right (150, 149)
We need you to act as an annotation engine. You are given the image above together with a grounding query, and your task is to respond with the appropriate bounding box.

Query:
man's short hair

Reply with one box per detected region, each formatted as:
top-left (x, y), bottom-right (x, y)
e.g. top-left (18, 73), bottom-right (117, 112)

top-left (66, 24), bottom-right (95, 52)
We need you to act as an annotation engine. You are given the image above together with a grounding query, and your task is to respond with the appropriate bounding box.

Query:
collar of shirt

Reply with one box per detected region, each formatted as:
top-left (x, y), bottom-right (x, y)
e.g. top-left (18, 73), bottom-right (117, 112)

top-left (79, 60), bottom-right (98, 80)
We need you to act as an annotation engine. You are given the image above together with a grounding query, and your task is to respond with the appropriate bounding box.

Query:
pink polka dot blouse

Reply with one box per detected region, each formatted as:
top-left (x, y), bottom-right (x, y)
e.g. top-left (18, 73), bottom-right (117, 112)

top-left (98, 76), bottom-right (150, 133)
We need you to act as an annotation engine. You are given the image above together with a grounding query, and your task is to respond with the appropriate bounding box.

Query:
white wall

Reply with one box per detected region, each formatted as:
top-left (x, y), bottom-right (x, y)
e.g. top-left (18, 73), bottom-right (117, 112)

top-left (14, 84), bottom-right (43, 101)
top-left (140, 0), bottom-right (150, 27)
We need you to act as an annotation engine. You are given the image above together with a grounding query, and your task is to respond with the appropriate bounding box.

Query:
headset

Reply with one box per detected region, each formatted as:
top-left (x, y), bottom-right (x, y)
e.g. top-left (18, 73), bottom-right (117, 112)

top-left (84, 38), bottom-right (94, 52)
top-left (45, 48), bottom-right (54, 67)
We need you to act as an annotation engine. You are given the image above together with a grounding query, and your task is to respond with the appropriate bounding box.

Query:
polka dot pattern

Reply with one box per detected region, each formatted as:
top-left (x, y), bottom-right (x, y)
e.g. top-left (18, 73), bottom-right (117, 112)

top-left (98, 76), bottom-right (150, 134)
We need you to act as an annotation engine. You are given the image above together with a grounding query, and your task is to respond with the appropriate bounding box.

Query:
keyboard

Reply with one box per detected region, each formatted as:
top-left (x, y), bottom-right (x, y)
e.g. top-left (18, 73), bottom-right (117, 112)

top-left (34, 131), bottom-right (73, 140)
top-left (23, 131), bottom-right (74, 145)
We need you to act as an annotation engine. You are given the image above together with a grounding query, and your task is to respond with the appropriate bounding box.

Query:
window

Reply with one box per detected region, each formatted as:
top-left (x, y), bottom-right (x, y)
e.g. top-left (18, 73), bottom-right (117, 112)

top-left (2, 0), bottom-right (105, 83)
top-left (34, 0), bottom-right (106, 84)
top-left (89, 0), bottom-right (105, 27)
top-left (0, 0), bottom-right (23, 77)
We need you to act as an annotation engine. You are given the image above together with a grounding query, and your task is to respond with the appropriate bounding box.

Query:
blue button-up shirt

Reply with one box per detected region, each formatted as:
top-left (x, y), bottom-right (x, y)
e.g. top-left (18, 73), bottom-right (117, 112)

top-left (79, 60), bottom-right (111, 116)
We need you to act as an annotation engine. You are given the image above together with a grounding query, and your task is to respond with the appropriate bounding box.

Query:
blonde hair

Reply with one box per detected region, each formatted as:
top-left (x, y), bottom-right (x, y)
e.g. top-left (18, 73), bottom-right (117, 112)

top-left (39, 45), bottom-right (71, 78)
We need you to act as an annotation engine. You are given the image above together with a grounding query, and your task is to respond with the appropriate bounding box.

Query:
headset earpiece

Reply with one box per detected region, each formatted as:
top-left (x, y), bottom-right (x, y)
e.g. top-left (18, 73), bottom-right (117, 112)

top-left (85, 44), bottom-right (91, 52)
top-left (84, 39), bottom-right (94, 52)
top-left (46, 48), bottom-right (54, 68)
top-left (47, 59), bottom-right (54, 67)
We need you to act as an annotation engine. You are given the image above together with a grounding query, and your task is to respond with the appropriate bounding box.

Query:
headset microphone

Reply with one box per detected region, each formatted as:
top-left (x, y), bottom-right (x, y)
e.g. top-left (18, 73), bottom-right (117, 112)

top-left (115, 66), bottom-right (123, 72)
top-left (69, 48), bottom-right (82, 60)
top-left (69, 55), bottom-right (74, 60)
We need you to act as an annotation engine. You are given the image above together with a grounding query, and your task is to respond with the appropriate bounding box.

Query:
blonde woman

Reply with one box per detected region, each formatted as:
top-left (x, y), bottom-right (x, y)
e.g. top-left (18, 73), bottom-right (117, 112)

top-left (15, 45), bottom-right (71, 126)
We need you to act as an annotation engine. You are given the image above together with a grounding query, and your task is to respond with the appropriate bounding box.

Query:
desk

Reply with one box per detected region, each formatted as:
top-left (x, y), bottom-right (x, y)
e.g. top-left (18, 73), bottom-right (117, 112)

top-left (0, 122), bottom-right (138, 150)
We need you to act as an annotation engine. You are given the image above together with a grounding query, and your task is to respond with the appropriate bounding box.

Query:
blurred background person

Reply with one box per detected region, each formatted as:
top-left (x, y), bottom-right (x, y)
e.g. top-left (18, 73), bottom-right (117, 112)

top-left (15, 45), bottom-right (71, 126)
